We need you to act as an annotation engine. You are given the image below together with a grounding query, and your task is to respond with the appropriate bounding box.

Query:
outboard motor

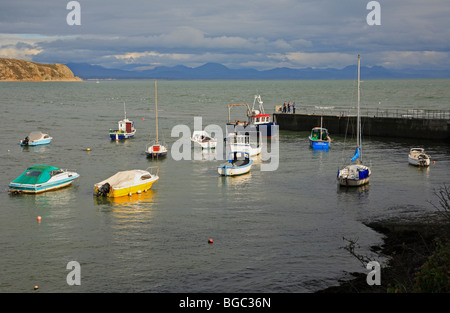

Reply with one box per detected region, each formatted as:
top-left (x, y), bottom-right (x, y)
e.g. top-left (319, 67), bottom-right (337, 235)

top-left (96, 182), bottom-right (110, 197)
top-left (22, 136), bottom-right (29, 146)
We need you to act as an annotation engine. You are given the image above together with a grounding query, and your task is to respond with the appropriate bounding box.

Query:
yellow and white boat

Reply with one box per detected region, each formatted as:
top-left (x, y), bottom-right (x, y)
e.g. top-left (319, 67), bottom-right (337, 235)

top-left (94, 168), bottom-right (159, 198)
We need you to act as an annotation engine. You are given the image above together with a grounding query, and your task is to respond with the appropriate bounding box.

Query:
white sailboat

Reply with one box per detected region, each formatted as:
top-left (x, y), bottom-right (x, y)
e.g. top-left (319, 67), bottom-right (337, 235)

top-left (146, 80), bottom-right (168, 158)
top-left (337, 55), bottom-right (371, 187)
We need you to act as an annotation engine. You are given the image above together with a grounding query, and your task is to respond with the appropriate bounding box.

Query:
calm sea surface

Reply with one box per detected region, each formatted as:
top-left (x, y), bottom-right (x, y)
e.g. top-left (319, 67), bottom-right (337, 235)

top-left (1, 79), bottom-right (449, 293)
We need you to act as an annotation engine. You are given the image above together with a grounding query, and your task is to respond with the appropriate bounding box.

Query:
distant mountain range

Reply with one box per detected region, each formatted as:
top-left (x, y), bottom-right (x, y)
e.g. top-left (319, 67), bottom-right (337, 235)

top-left (65, 62), bottom-right (450, 80)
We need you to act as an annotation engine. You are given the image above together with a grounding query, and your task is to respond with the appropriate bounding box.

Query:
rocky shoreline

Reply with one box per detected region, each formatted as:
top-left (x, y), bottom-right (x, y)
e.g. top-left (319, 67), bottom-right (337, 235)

top-left (318, 214), bottom-right (449, 293)
top-left (0, 58), bottom-right (82, 81)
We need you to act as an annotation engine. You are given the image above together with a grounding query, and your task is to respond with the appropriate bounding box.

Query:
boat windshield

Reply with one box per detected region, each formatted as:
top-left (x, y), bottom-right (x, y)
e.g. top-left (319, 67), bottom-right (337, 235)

top-left (25, 171), bottom-right (41, 177)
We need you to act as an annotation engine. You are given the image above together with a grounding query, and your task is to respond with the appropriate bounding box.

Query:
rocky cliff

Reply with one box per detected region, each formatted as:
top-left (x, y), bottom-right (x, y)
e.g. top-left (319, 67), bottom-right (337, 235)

top-left (0, 58), bottom-right (82, 81)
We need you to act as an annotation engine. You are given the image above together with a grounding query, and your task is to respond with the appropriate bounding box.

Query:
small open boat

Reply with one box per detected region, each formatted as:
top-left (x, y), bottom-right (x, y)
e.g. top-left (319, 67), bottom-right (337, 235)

top-left (218, 151), bottom-right (253, 176)
top-left (94, 168), bottom-right (159, 198)
top-left (309, 127), bottom-right (332, 150)
top-left (20, 132), bottom-right (52, 146)
top-left (408, 148), bottom-right (431, 167)
top-left (109, 103), bottom-right (136, 140)
top-left (9, 164), bottom-right (79, 194)
top-left (191, 130), bottom-right (217, 149)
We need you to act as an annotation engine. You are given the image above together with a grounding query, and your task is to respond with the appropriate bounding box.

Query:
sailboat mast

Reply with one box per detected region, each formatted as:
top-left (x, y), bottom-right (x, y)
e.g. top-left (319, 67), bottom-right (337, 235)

top-left (357, 54), bottom-right (361, 164)
top-left (155, 80), bottom-right (158, 144)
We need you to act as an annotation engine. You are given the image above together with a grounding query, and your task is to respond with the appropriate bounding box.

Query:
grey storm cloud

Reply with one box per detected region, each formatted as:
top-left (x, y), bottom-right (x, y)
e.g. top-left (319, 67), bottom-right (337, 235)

top-left (0, 0), bottom-right (449, 70)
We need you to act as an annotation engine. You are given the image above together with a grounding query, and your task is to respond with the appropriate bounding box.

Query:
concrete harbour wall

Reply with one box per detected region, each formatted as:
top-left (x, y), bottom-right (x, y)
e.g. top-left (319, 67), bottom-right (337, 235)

top-left (273, 113), bottom-right (450, 141)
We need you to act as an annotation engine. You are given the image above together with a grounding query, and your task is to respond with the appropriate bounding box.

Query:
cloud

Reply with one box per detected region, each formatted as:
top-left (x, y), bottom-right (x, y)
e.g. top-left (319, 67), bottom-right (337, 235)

top-left (0, 1), bottom-right (449, 70)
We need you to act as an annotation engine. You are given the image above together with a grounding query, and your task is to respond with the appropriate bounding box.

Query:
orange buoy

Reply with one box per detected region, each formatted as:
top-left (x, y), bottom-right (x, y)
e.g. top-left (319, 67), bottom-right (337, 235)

top-left (37, 216), bottom-right (42, 222)
top-left (208, 238), bottom-right (213, 244)
top-left (34, 285), bottom-right (39, 290)
top-left (142, 117), bottom-right (145, 120)
top-left (433, 161), bottom-right (435, 164)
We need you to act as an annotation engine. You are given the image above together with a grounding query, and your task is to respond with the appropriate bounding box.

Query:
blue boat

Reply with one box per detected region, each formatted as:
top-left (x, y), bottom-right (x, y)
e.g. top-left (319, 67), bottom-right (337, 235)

top-left (109, 103), bottom-right (136, 140)
top-left (20, 131), bottom-right (52, 146)
top-left (309, 127), bottom-right (331, 150)
top-left (9, 164), bottom-right (79, 194)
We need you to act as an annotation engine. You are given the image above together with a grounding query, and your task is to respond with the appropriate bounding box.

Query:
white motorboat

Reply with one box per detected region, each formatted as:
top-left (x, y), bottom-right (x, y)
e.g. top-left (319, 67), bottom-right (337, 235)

top-left (408, 148), bottom-right (431, 167)
top-left (218, 151), bottom-right (252, 176)
top-left (20, 131), bottom-right (52, 146)
top-left (191, 130), bottom-right (217, 149)
top-left (337, 55), bottom-right (371, 187)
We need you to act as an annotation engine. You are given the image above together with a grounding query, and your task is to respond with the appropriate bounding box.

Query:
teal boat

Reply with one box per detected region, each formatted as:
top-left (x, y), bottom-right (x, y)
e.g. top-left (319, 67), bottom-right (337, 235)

top-left (9, 165), bottom-right (79, 194)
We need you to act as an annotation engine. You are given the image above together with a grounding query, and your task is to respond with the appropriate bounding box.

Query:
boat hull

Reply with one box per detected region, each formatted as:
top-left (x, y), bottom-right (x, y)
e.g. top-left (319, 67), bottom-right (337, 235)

top-left (110, 131), bottom-right (136, 140)
top-left (408, 156), bottom-right (430, 167)
top-left (94, 179), bottom-right (157, 198)
top-left (309, 139), bottom-right (330, 150)
top-left (9, 173), bottom-right (79, 194)
top-left (337, 164), bottom-right (371, 187)
top-left (217, 164), bottom-right (251, 176)
top-left (255, 123), bottom-right (277, 137)
top-left (20, 138), bottom-right (52, 146)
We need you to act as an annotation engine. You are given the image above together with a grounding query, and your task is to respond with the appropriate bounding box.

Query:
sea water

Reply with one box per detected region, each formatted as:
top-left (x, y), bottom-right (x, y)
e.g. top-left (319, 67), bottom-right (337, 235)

top-left (0, 79), bottom-right (449, 292)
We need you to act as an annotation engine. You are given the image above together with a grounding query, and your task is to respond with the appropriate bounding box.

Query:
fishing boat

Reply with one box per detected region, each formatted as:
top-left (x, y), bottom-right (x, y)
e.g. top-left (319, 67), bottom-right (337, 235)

top-left (20, 131), bottom-right (52, 146)
top-left (9, 164), bottom-right (79, 194)
top-left (146, 80), bottom-right (168, 158)
top-left (337, 55), bottom-right (371, 187)
top-left (408, 148), bottom-right (431, 167)
top-left (109, 103), bottom-right (136, 140)
top-left (226, 95), bottom-right (277, 137)
top-left (226, 131), bottom-right (262, 156)
top-left (248, 95), bottom-right (277, 137)
top-left (94, 168), bottom-right (159, 198)
top-left (218, 151), bottom-right (252, 176)
top-left (191, 130), bottom-right (217, 149)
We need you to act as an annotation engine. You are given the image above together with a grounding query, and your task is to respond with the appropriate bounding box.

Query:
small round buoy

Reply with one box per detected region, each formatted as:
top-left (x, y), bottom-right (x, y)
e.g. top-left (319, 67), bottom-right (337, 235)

top-left (208, 238), bottom-right (213, 244)
top-left (34, 285), bottom-right (39, 291)
top-left (142, 117), bottom-right (145, 120)
top-left (37, 216), bottom-right (42, 222)
top-left (433, 161), bottom-right (435, 164)
top-left (86, 148), bottom-right (91, 151)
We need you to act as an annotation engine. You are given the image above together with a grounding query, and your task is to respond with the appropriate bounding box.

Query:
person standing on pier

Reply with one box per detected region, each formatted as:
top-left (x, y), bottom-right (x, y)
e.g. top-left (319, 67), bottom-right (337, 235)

top-left (293, 102), bottom-right (296, 114)
top-left (283, 102), bottom-right (287, 113)
top-left (287, 101), bottom-right (291, 113)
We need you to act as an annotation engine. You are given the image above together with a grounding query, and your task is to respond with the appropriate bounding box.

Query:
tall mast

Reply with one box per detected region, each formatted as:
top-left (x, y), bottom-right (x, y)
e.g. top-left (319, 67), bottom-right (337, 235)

top-left (155, 80), bottom-right (158, 144)
top-left (357, 54), bottom-right (361, 164)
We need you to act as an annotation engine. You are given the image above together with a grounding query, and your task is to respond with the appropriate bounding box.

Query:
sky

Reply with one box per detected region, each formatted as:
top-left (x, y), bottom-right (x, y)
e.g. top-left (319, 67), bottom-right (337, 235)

top-left (0, 0), bottom-right (449, 71)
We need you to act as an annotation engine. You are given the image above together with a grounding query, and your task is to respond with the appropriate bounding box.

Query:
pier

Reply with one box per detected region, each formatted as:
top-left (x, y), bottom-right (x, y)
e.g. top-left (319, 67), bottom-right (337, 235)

top-left (273, 107), bottom-right (450, 140)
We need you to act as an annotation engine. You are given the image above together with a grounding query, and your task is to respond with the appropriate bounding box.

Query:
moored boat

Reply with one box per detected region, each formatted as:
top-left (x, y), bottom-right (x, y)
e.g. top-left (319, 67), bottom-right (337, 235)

top-left (226, 132), bottom-right (262, 156)
top-left (9, 164), bottom-right (79, 194)
top-left (309, 127), bottom-right (331, 150)
top-left (408, 148), bottom-right (431, 167)
top-left (146, 80), bottom-right (168, 159)
top-left (191, 130), bottom-right (217, 149)
top-left (109, 103), bottom-right (136, 140)
top-left (94, 168), bottom-right (159, 198)
top-left (337, 55), bottom-right (371, 187)
top-left (20, 131), bottom-right (52, 146)
top-left (218, 151), bottom-right (252, 176)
